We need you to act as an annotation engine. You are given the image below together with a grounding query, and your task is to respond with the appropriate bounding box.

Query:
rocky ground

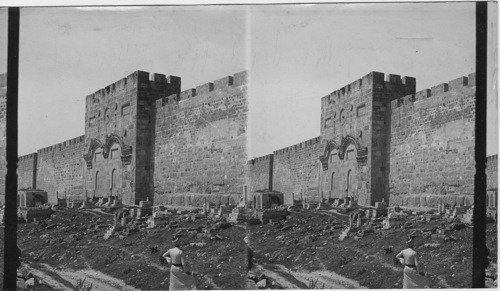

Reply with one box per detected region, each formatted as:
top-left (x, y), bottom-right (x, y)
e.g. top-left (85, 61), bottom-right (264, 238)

top-left (0, 206), bottom-right (497, 289)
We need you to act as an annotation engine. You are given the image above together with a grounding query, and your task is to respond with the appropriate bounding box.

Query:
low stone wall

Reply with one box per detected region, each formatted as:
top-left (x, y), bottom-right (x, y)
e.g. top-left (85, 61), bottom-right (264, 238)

top-left (18, 207), bottom-right (54, 222)
top-left (390, 194), bottom-right (474, 208)
top-left (153, 193), bottom-right (241, 207)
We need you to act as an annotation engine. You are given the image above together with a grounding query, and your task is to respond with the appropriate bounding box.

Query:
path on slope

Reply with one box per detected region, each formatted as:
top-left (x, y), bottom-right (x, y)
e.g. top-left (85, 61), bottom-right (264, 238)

top-left (254, 262), bottom-right (367, 289)
top-left (23, 263), bottom-right (138, 291)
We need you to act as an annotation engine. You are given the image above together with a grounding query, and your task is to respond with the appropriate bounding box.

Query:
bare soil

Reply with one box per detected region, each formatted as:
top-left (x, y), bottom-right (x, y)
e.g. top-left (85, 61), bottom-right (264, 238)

top-left (1, 206), bottom-right (497, 289)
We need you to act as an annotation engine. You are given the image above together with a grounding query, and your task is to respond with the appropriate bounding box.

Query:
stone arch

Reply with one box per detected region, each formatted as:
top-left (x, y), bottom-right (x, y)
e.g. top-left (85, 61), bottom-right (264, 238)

top-left (104, 134), bottom-right (133, 164)
top-left (269, 195), bottom-right (281, 207)
top-left (103, 134), bottom-right (126, 158)
top-left (33, 193), bottom-right (45, 206)
top-left (83, 139), bottom-right (104, 169)
top-left (319, 139), bottom-right (339, 170)
top-left (338, 135), bottom-right (361, 160)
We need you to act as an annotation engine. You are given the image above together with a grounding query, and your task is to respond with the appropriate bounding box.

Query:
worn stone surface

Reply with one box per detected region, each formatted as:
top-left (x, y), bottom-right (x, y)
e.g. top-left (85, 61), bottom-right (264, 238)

top-left (272, 137), bottom-right (322, 204)
top-left (10, 71), bottom-right (246, 206)
top-left (84, 71), bottom-right (180, 205)
top-left (246, 72), bottom-right (493, 208)
top-left (389, 74), bottom-right (476, 204)
top-left (18, 153), bottom-right (37, 190)
top-left (154, 72), bottom-right (247, 199)
top-left (36, 136), bottom-right (86, 204)
top-left (320, 72), bottom-right (415, 205)
top-left (487, 155), bottom-right (498, 190)
top-left (247, 155), bottom-right (273, 194)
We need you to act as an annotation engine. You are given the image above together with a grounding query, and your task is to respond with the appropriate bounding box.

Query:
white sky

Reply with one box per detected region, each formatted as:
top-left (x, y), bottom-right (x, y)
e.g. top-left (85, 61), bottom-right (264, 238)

top-left (0, 2), bottom-right (497, 158)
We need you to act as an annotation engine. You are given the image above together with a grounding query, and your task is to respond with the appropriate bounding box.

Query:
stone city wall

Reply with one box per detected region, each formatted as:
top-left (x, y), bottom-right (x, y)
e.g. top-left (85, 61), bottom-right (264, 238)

top-left (389, 73), bottom-right (476, 207)
top-left (83, 71), bottom-right (180, 204)
top-left (272, 136), bottom-right (322, 205)
top-left (319, 72), bottom-right (415, 205)
top-left (247, 154), bottom-right (273, 194)
top-left (83, 72), bottom-right (143, 204)
top-left (486, 154), bottom-right (498, 190)
top-left (154, 71), bottom-right (248, 204)
top-left (153, 192), bottom-right (240, 207)
top-left (372, 73), bottom-right (416, 205)
top-left (18, 153), bottom-right (37, 190)
top-left (36, 136), bottom-right (86, 204)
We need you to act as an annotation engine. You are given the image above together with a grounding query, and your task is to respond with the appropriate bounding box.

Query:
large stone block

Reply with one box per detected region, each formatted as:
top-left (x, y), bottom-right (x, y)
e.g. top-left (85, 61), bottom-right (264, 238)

top-left (408, 196), bottom-right (420, 207)
top-left (425, 195), bottom-right (443, 208)
top-left (442, 195), bottom-right (458, 207)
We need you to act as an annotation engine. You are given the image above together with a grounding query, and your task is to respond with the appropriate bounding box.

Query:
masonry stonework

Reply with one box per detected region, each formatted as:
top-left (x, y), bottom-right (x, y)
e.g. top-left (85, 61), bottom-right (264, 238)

top-left (319, 72), bottom-right (415, 205)
top-left (273, 137), bottom-right (322, 205)
top-left (247, 154), bottom-right (273, 194)
top-left (36, 136), bottom-right (86, 204)
top-left (248, 71), bottom-right (495, 208)
top-left (7, 69), bottom-right (497, 208)
top-left (153, 72), bottom-right (247, 203)
top-left (389, 74), bottom-right (476, 207)
top-left (83, 71), bottom-right (180, 205)
top-left (18, 153), bottom-right (37, 190)
top-left (487, 155), bottom-right (498, 191)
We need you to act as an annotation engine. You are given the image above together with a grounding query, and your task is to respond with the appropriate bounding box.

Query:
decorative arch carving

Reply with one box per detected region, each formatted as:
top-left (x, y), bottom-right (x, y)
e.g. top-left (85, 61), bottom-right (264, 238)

top-left (319, 139), bottom-right (339, 170)
top-left (104, 133), bottom-right (133, 165)
top-left (83, 139), bottom-right (103, 169)
top-left (103, 134), bottom-right (125, 158)
top-left (83, 134), bottom-right (133, 169)
top-left (338, 135), bottom-right (360, 159)
top-left (319, 135), bottom-right (368, 171)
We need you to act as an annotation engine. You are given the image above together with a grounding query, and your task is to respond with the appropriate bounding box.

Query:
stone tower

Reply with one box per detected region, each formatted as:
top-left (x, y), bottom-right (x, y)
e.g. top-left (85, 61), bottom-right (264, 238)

top-left (83, 71), bottom-right (180, 205)
top-left (319, 72), bottom-right (416, 206)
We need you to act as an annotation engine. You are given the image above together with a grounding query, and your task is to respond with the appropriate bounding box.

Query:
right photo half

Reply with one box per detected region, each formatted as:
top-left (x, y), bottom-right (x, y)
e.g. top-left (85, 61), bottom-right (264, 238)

top-left (244, 2), bottom-right (497, 289)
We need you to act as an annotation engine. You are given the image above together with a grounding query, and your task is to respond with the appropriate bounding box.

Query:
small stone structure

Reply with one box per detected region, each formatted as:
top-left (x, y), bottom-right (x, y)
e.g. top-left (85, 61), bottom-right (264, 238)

top-left (251, 190), bottom-right (284, 209)
top-left (17, 189), bottom-right (47, 208)
top-left (17, 206), bottom-right (53, 223)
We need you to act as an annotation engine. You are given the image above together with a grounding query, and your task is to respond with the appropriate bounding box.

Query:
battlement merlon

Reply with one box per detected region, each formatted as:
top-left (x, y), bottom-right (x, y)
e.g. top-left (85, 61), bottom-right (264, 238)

top-left (321, 71), bottom-right (416, 105)
top-left (391, 73), bottom-right (476, 109)
top-left (273, 136), bottom-right (321, 156)
top-left (37, 135), bottom-right (85, 154)
top-left (487, 154), bottom-right (498, 163)
top-left (18, 152), bottom-right (37, 161)
top-left (156, 70), bottom-right (247, 106)
top-left (248, 154), bottom-right (274, 165)
top-left (85, 70), bottom-right (181, 103)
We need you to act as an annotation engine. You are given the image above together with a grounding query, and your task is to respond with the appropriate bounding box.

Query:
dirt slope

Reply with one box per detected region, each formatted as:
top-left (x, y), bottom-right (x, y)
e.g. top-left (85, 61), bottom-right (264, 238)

top-left (2, 206), bottom-right (497, 289)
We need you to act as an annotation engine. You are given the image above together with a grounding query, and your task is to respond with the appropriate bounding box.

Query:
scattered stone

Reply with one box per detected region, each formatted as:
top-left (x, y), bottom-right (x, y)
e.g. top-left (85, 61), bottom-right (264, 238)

top-left (25, 278), bottom-right (35, 287)
top-left (189, 242), bottom-right (207, 247)
top-left (256, 279), bottom-right (267, 288)
top-left (424, 243), bottom-right (441, 248)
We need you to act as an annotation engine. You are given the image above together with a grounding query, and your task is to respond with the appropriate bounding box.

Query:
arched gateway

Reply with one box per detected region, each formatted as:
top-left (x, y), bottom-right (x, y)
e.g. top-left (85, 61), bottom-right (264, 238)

top-left (319, 135), bottom-right (368, 204)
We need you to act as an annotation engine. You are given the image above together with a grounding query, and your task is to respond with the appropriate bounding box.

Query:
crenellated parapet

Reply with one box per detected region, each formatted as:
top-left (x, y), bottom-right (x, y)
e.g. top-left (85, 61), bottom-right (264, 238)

top-left (248, 154), bottom-right (273, 165)
top-left (37, 135), bottom-right (85, 154)
top-left (156, 71), bottom-right (247, 107)
top-left (391, 73), bottom-right (475, 109)
top-left (273, 136), bottom-right (321, 156)
top-left (18, 152), bottom-right (37, 161)
top-left (85, 71), bottom-right (180, 104)
top-left (321, 71), bottom-right (416, 106)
